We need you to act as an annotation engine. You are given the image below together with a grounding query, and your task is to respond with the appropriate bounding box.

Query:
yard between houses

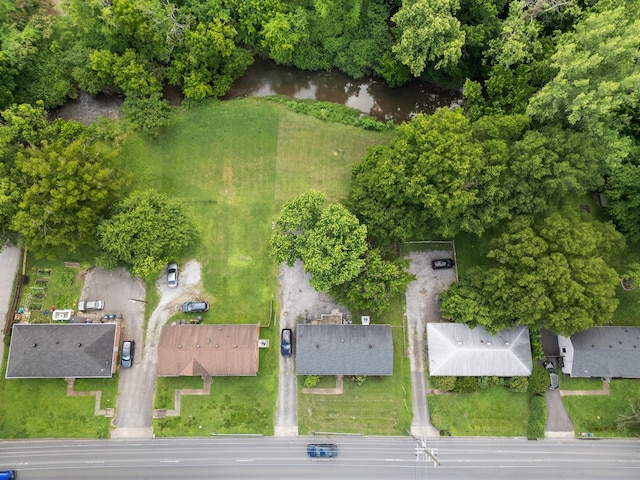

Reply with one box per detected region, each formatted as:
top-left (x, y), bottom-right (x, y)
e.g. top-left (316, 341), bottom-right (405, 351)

top-left (428, 387), bottom-right (530, 436)
top-left (122, 97), bottom-right (394, 435)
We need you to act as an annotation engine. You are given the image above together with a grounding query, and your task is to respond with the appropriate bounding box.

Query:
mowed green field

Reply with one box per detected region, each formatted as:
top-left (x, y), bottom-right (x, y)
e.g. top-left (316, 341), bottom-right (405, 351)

top-left (121, 97), bottom-right (393, 435)
top-left (122, 98), bottom-right (391, 324)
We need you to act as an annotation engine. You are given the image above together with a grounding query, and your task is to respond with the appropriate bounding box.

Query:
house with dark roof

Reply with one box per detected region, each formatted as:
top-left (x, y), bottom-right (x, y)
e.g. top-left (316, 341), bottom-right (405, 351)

top-left (157, 324), bottom-right (260, 376)
top-left (295, 324), bottom-right (393, 376)
top-left (427, 323), bottom-right (532, 377)
top-left (557, 327), bottom-right (640, 379)
top-left (6, 323), bottom-right (119, 378)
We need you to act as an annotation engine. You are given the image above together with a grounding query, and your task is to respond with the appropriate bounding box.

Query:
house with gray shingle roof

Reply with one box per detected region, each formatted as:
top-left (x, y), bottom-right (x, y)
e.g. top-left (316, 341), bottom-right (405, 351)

top-left (427, 323), bottom-right (532, 377)
top-left (557, 327), bottom-right (640, 379)
top-left (295, 324), bottom-right (393, 376)
top-left (6, 323), bottom-right (119, 378)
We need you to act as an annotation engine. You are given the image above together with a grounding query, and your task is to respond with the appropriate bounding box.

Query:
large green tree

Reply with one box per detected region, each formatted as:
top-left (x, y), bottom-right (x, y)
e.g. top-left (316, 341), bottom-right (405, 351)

top-left (348, 108), bottom-right (503, 244)
top-left (440, 209), bottom-right (624, 336)
top-left (391, 0), bottom-right (465, 76)
top-left (271, 190), bottom-right (412, 310)
top-left (526, 2), bottom-right (640, 151)
top-left (98, 190), bottom-right (198, 278)
top-left (11, 138), bottom-right (128, 255)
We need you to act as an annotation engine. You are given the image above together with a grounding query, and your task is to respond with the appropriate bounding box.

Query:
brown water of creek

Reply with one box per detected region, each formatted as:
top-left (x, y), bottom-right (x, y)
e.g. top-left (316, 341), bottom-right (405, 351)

top-left (53, 59), bottom-right (463, 125)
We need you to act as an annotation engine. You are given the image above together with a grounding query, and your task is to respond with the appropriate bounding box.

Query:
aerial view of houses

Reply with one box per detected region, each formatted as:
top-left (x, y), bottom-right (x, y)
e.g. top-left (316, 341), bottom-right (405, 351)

top-left (0, 0), bottom-right (639, 468)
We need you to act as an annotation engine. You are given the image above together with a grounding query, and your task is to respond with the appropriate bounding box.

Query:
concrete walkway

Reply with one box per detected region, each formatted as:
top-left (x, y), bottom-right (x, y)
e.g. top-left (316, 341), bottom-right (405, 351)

top-left (153, 376), bottom-right (212, 418)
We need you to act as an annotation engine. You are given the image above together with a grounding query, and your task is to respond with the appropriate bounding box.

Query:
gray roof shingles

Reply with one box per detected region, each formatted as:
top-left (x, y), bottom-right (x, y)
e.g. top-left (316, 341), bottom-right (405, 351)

top-left (569, 327), bottom-right (640, 378)
top-left (295, 324), bottom-right (393, 376)
top-left (427, 323), bottom-right (532, 377)
top-left (6, 323), bottom-right (117, 378)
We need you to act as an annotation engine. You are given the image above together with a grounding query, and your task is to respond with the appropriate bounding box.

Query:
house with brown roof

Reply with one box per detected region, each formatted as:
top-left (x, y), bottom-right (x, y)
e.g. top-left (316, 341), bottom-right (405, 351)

top-left (157, 324), bottom-right (260, 376)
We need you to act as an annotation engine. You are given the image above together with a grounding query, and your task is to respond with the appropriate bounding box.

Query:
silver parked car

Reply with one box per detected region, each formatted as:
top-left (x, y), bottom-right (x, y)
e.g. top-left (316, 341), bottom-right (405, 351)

top-left (167, 263), bottom-right (178, 288)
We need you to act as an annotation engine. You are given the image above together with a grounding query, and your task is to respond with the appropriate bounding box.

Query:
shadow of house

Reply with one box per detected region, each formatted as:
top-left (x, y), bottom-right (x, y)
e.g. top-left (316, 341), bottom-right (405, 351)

top-left (157, 324), bottom-right (260, 376)
top-left (557, 327), bottom-right (640, 379)
top-left (427, 323), bottom-right (532, 377)
top-left (6, 323), bottom-right (119, 378)
top-left (295, 324), bottom-right (393, 376)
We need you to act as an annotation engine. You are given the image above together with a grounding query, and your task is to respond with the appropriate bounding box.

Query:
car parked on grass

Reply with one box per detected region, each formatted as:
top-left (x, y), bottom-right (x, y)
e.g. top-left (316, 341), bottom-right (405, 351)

top-left (281, 328), bottom-right (292, 357)
top-left (121, 340), bottom-right (135, 368)
top-left (307, 444), bottom-right (338, 458)
top-left (167, 263), bottom-right (178, 288)
top-left (182, 301), bottom-right (209, 313)
top-left (78, 299), bottom-right (104, 312)
top-left (431, 258), bottom-right (455, 270)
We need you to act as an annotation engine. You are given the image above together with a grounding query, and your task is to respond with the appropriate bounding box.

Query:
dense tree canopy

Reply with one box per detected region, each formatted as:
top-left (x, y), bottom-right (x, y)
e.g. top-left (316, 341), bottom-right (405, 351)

top-left (271, 191), bottom-right (413, 311)
top-left (0, 102), bottom-right (128, 252)
top-left (440, 210), bottom-right (624, 336)
top-left (98, 190), bottom-right (198, 278)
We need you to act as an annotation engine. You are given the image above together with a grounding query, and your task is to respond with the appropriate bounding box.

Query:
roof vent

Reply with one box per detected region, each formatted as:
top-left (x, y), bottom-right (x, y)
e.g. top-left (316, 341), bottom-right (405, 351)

top-left (32, 343), bottom-right (37, 347)
top-left (316, 344), bottom-right (320, 348)
top-left (341, 339), bottom-right (344, 343)
top-left (486, 341), bottom-right (492, 346)
top-left (196, 344), bottom-right (200, 348)
top-left (505, 341), bottom-right (510, 346)
top-left (234, 344), bottom-right (237, 348)
top-left (178, 344), bottom-right (182, 348)
top-left (457, 341), bottom-right (463, 345)
top-left (368, 345), bottom-right (373, 349)
top-left (77, 343), bottom-right (82, 347)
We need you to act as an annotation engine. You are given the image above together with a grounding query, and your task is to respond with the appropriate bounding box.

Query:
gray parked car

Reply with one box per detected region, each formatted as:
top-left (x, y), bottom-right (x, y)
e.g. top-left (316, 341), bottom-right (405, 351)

top-left (544, 361), bottom-right (559, 390)
top-left (121, 340), bottom-right (135, 368)
top-left (78, 300), bottom-right (104, 312)
top-left (167, 263), bottom-right (178, 288)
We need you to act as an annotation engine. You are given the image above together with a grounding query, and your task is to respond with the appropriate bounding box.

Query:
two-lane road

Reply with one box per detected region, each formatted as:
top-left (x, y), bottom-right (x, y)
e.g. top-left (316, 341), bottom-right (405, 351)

top-left (2, 437), bottom-right (639, 479)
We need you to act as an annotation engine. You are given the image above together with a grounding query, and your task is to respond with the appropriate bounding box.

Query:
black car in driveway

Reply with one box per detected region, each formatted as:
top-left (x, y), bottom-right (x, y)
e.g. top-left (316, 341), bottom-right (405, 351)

top-left (431, 258), bottom-right (455, 269)
top-left (307, 444), bottom-right (338, 458)
top-left (182, 301), bottom-right (209, 313)
top-left (281, 328), bottom-right (292, 357)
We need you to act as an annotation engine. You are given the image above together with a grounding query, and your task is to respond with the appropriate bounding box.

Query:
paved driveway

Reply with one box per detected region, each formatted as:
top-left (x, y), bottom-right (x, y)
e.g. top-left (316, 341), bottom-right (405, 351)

top-left (274, 260), bottom-right (348, 437)
top-left (405, 250), bottom-right (457, 437)
top-left (0, 245), bottom-right (22, 361)
top-left (79, 267), bottom-right (148, 436)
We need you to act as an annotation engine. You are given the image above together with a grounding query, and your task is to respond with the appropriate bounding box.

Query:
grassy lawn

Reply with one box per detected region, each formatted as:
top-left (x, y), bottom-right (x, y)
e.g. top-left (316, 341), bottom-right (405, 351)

top-left (120, 97), bottom-right (393, 435)
top-left (428, 388), bottom-right (529, 436)
top-left (0, 247), bottom-right (123, 439)
top-left (0, 348), bottom-right (116, 438)
top-left (297, 298), bottom-right (412, 435)
top-left (559, 374), bottom-right (605, 391)
top-left (562, 380), bottom-right (640, 437)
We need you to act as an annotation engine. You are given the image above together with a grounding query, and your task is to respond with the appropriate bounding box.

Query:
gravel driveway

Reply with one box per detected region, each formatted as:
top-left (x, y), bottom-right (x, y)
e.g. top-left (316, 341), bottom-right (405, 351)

top-left (405, 250), bottom-right (457, 438)
top-left (274, 259), bottom-right (347, 436)
top-left (82, 261), bottom-right (205, 439)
